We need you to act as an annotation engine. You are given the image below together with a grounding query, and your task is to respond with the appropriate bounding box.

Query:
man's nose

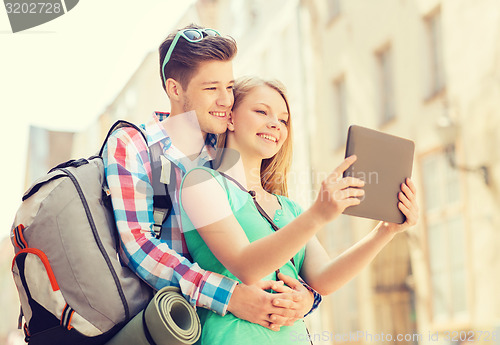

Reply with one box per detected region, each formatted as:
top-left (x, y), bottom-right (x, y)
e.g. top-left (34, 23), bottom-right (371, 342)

top-left (217, 89), bottom-right (233, 108)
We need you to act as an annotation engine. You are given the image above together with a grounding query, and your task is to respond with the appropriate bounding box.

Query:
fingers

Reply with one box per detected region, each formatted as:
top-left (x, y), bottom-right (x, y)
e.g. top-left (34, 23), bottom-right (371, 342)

top-left (320, 177), bottom-right (365, 203)
top-left (269, 314), bottom-right (286, 324)
top-left (405, 178), bottom-right (417, 195)
top-left (276, 272), bottom-right (301, 289)
top-left (400, 179), bottom-right (418, 211)
top-left (270, 299), bottom-right (301, 318)
top-left (399, 201), bottom-right (417, 224)
top-left (401, 179), bottom-right (416, 203)
top-left (398, 178), bottom-right (418, 225)
top-left (272, 295), bottom-right (300, 308)
top-left (268, 314), bottom-right (296, 327)
top-left (254, 279), bottom-right (279, 290)
top-left (344, 196), bottom-right (362, 207)
top-left (321, 188), bottom-right (363, 210)
top-left (398, 202), bottom-right (417, 226)
top-left (264, 302), bottom-right (300, 329)
top-left (229, 283), bottom-right (302, 331)
top-left (337, 187), bottom-right (365, 200)
top-left (257, 320), bottom-right (275, 330)
top-left (260, 320), bottom-right (282, 331)
top-left (337, 176), bottom-right (365, 187)
top-left (398, 192), bottom-right (411, 209)
top-left (251, 298), bottom-right (297, 331)
top-left (265, 316), bottom-right (298, 331)
top-left (270, 282), bottom-right (294, 294)
top-left (254, 279), bottom-right (295, 294)
top-left (328, 155), bottom-right (357, 183)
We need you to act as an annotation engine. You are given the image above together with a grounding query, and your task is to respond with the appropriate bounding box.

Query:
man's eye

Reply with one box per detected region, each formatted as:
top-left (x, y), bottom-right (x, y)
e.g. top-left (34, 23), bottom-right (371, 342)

top-left (227, 85), bottom-right (233, 90)
top-left (205, 87), bottom-right (216, 90)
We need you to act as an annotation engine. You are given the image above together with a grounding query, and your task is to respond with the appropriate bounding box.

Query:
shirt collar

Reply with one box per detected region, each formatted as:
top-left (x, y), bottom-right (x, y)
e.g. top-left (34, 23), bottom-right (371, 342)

top-left (142, 111), bottom-right (219, 163)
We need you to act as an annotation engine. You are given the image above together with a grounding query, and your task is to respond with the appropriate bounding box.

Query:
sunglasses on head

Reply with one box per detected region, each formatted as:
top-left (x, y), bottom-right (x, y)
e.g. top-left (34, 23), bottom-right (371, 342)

top-left (161, 28), bottom-right (221, 84)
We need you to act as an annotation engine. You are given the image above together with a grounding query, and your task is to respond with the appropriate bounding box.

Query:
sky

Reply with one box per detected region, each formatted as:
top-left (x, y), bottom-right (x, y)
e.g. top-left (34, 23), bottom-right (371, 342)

top-left (0, 0), bottom-right (195, 238)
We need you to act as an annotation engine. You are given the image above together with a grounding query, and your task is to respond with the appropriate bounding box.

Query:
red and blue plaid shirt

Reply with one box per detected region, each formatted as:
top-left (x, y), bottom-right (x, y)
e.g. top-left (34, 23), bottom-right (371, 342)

top-left (102, 112), bottom-right (321, 316)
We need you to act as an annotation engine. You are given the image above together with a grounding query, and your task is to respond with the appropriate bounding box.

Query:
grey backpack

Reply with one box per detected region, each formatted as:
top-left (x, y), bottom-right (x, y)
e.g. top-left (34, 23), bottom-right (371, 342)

top-left (11, 120), bottom-right (173, 345)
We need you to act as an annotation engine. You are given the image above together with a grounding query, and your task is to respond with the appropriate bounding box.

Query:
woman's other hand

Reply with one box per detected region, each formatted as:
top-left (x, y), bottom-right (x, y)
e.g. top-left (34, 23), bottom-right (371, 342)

top-left (381, 178), bottom-right (419, 235)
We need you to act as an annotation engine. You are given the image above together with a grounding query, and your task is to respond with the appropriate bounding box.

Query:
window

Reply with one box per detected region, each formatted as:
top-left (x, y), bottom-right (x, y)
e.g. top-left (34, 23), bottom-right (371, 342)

top-left (327, 0), bottom-right (341, 21)
top-left (376, 45), bottom-right (395, 124)
top-left (424, 10), bottom-right (445, 97)
top-left (422, 152), bottom-right (467, 321)
top-left (333, 77), bottom-right (348, 149)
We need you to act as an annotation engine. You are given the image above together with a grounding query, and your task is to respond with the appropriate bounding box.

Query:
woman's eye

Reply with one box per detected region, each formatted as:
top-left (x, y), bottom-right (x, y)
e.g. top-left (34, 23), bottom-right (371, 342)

top-left (227, 85), bottom-right (233, 90)
top-left (205, 87), bottom-right (216, 91)
top-left (255, 110), bottom-right (266, 115)
top-left (280, 119), bottom-right (288, 125)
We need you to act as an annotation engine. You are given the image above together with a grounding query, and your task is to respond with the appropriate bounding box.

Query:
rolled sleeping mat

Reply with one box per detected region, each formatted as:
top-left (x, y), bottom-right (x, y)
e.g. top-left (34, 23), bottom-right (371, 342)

top-left (106, 286), bottom-right (201, 345)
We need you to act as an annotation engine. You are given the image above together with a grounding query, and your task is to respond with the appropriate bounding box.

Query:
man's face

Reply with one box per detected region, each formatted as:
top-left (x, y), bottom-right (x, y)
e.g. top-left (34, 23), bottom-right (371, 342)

top-left (179, 60), bottom-right (234, 136)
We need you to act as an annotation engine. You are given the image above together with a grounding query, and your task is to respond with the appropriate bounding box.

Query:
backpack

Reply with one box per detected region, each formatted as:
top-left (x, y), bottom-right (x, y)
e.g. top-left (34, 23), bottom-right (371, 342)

top-left (10, 120), bottom-right (173, 345)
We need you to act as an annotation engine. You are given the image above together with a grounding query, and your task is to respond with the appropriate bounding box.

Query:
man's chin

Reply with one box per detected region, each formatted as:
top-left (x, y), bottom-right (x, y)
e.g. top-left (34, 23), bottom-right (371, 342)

top-left (206, 123), bottom-right (229, 135)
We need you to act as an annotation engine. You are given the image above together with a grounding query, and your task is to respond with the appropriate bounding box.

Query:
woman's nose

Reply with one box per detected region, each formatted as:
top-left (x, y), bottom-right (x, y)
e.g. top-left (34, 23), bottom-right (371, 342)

top-left (267, 117), bottom-right (280, 129)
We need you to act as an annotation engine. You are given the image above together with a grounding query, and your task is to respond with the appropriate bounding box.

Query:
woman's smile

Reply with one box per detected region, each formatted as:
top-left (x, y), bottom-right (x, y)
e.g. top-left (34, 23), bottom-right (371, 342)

top-left (256, 132), bottom-right (279, 143)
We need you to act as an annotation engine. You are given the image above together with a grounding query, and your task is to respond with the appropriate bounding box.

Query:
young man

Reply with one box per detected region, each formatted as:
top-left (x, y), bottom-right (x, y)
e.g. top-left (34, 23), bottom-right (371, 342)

top-left (102, 24), bottom-right (321, 331)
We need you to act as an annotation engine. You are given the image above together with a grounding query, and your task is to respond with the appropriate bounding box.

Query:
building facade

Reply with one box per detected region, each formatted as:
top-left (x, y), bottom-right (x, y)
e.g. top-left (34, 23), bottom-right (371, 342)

top-left (303, 0), bottom-right (500, 344)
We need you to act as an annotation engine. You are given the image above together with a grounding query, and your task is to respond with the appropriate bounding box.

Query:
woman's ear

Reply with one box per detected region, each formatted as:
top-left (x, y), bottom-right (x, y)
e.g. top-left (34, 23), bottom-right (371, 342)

top-left (165, 78), bottom-right (182, 101)
top-left (227, 111), bottom-right (235, 131)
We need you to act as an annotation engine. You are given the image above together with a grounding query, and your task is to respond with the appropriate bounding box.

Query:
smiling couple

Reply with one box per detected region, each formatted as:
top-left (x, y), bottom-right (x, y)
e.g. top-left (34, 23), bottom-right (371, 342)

top-left (102, 24), bottom-right (418, 345)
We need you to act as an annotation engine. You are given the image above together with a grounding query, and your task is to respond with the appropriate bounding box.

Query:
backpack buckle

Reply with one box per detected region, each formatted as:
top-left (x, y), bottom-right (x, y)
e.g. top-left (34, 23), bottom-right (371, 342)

top-left (152, 209), bottom-right (168, 239)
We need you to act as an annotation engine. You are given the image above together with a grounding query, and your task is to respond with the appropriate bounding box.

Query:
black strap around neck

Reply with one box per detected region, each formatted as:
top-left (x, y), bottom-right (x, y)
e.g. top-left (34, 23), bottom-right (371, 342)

top-left (217, 172), bottom-right (276, 226)
top-left (217, 173), bottom-right (312, 345)
top-left (217, 171), bottom-right (294, 269)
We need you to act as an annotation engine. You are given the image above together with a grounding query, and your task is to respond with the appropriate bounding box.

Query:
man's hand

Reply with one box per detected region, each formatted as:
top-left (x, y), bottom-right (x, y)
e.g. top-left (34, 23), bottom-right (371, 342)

top-left (275, 272), bottom-right (315, 321)
top-left (227, 278), bottom-right (309, 331)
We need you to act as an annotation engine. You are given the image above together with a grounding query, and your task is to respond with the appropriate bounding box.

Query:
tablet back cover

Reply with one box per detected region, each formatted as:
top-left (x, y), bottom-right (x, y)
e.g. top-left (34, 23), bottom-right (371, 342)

top-left (342, 125), bottom-right (415, 223)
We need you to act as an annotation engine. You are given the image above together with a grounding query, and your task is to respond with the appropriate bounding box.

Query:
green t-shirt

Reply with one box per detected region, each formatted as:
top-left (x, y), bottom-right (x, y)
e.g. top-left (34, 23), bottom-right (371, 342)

top-left (179, 167), bottom-right (310, 345)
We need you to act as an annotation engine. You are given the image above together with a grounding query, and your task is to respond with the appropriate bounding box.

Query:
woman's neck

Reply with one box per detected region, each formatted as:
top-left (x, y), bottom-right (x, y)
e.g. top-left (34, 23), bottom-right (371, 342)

top-left (218, 148), bottom-right (265, 193)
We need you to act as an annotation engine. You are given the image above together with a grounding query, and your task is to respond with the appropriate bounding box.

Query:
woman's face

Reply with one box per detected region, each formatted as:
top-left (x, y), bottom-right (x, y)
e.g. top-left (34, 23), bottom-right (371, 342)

top-left (228, 85), bottom-right (289, 160)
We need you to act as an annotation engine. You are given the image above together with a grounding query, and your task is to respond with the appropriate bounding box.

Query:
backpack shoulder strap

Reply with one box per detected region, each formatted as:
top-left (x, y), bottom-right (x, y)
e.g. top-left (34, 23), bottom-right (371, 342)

top-left (149, 143), bottom-right (173, 238)
top-left (98, 120), bottom-right (146, 157)
top-left (100, 120), bottom-right (173, 239)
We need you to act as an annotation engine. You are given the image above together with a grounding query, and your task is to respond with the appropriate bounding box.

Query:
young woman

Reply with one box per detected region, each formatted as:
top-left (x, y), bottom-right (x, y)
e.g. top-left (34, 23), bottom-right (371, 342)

top-left (179, 77), bottom-right (418, 344)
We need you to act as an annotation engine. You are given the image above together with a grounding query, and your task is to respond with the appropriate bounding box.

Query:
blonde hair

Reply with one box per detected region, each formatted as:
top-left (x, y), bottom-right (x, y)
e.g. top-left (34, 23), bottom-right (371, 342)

top-left (217, 76), bottom-right (293, 196)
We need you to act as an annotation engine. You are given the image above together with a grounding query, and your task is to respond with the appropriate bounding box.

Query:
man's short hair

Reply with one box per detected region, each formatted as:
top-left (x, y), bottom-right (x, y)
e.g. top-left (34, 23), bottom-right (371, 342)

top-left (159, 24), bottom-right (237, 92)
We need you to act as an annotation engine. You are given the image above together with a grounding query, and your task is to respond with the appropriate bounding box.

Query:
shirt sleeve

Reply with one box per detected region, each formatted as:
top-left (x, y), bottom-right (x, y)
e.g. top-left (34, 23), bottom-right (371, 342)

top-left (102, 127), bottom-right (236, 315)
top-left (288, 198), bottom-right (323, 316)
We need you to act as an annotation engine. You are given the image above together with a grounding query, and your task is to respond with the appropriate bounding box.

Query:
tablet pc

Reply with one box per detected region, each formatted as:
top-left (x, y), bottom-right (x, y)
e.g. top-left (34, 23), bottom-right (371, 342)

top-left (342, 125), bottom-right (415, 224)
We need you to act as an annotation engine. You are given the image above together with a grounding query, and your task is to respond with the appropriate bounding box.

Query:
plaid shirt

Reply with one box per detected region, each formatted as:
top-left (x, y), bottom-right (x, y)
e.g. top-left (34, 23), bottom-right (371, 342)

top-left (102, 112), bottom-right (321, 316)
